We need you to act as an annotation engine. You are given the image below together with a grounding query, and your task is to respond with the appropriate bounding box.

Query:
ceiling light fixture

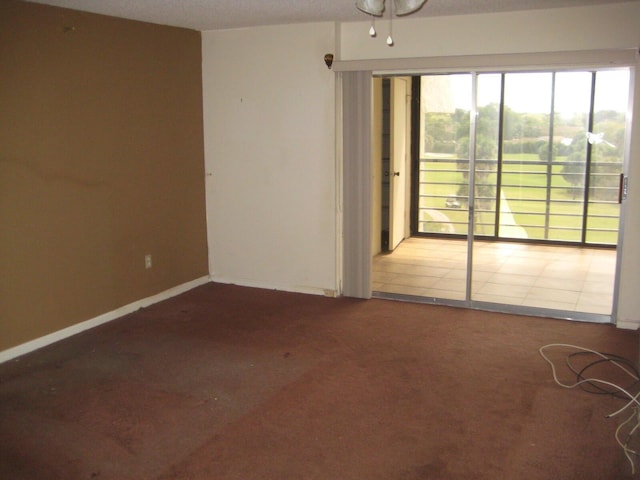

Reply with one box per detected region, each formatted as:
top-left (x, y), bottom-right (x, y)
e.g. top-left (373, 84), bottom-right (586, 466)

top-left (356, 0), bottom-right (428, 46)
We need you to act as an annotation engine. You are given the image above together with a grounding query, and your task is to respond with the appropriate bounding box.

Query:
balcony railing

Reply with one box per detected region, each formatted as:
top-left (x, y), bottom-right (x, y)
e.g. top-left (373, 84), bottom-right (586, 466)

top-left (417, 157), bottom-right (621, 245)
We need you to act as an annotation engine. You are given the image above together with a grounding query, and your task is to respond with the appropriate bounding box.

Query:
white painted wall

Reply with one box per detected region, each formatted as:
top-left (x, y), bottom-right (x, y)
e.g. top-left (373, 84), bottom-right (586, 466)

top-left (339, 3), bottom-right (640, 60)
top-left (202, 23), bottom-right (337, 295)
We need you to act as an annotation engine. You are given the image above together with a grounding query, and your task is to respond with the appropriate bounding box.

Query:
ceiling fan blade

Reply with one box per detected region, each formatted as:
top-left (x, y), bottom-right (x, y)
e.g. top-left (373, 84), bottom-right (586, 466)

top-left (394, 0), bottom-right (428, 16)
top-left (355, 0), bottom-right (385, 16)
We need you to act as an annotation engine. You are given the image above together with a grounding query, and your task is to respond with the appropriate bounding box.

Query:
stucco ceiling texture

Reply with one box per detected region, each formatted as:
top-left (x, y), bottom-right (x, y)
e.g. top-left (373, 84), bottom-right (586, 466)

top-left (25, 0), bottom-right (636, 30)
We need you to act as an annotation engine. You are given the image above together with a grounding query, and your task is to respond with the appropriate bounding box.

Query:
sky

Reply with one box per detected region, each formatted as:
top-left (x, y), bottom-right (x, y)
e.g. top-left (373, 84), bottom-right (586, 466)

top-left (424, 69), bottom-right (631, 115)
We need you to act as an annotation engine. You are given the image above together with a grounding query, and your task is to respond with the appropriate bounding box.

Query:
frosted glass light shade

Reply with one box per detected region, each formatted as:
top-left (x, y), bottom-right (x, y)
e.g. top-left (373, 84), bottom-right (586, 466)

top-left (356, 0), bottom-right (427, 17)
top-left (394, 0), bottom-right (427, 16)
top-left (355, 0), bottom-right (385, 16)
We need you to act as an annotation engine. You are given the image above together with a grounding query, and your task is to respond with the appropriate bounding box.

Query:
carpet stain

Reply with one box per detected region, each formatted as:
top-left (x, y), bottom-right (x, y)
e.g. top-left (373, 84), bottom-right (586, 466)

top-left (401, 459), bottom-right (447, 479)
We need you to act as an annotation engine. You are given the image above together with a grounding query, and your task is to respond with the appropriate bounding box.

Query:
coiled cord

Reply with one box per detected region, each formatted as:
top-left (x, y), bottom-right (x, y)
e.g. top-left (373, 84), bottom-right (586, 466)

top-left (539, 343), bottom-right (640, 474)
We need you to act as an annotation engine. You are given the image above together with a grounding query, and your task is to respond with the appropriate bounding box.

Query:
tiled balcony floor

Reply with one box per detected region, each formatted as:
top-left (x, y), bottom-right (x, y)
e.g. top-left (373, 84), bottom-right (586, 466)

top-left (372, 237), bottom-right (617, 315)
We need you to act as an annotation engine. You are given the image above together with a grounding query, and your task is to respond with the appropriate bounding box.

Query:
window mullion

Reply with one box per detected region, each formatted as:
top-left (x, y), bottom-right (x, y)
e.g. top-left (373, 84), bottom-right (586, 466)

top-left (581, 72), bottom-right (597, 244)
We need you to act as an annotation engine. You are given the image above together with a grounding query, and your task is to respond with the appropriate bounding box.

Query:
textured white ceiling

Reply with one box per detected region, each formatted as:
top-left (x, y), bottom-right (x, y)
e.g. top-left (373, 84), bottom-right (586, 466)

top-left (26, 0), bottom-right (636, 31)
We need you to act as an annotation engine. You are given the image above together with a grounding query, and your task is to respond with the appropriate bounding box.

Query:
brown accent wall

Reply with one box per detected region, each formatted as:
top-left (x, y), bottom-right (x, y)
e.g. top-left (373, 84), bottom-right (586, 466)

top-left (0, 1), bottom-right (208, 351)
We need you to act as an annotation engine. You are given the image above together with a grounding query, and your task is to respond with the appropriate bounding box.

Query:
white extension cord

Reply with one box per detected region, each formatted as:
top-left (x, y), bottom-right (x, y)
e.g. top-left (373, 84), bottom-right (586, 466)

top-left (539, 343), bottom-right (640, 474)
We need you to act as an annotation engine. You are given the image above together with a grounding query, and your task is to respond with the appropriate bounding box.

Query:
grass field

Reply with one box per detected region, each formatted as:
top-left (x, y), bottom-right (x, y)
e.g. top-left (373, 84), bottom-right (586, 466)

top-left (418, 154), bottom-right (620, 244)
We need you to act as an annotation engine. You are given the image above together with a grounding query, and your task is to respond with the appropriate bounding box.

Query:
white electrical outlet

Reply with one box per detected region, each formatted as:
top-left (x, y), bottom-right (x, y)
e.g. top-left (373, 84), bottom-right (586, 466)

top-left (144, 254), bottom-right (152, 269)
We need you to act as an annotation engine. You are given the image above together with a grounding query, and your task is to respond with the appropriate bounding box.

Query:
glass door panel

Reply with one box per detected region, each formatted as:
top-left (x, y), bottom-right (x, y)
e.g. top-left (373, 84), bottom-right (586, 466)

top-left (500, 72), bottom-right (554, 241)
top-left (548, 71), bottom-right (591, 243)
top-left (473, 74), bottom-right (501, 238)
top-left (417, 74), bottom-right (471, 301)
top-left (379, 68), bottom-right (630, 318)
top-left (471, 74), bottom-right (502, 300)
top-left (585, 70), bottom-right (629, 245)
top-left (468, 70), bottom-right (629, 315)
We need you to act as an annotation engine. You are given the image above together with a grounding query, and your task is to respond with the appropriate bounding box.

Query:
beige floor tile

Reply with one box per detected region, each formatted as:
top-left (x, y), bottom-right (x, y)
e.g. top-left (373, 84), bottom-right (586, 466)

top-left (576, 293), bottom-right (613, 314)
top-left (377, 284), bottom-right (433, 297)
top-left (585, 271), bottom-right (615, 283)
top-left (487, 272), bottom-right (538, 287)
top-left (432, 277), bottom-right (467, 292)
top-left (421, 288), bottom-right (466, 301)
top-left (577, 291), bottom-right (613, 307)
top-left (372, 271), bottom-right (400, 283)
top-left (472, 265), bottom-right (507, 275)
top-left (526, 286), bottom-right (581, 304)
top-left (497, 262), bottom-right (546, 276)
top-left (541, 263), bottom-right (590, 278)
top-left (372, 238), bottom-right (615, 316)
top-left (534, 276), bottom-right (585, 292)
top-left (443, 268), bottom-right (469, 280)
top-left (582, 280), bottom-right (614, 295)
top-left (389, 275), bottom-right (442, 288)
top-left (473, 293), bottom-right (525, 305)
top-left (478, 282), bottom-right (531, 299)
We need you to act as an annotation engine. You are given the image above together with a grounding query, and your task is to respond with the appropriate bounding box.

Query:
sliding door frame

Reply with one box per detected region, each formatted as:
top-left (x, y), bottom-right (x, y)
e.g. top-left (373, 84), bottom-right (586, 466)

top-left (336, 49), bottom-right (637, 324)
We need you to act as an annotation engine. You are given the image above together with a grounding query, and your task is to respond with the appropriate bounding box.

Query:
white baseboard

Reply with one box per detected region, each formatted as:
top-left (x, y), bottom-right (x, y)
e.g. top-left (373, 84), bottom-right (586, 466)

top-left (616, 318), bottom-right (640, 330)
top-left (0, 276), bottom-right (211, 364)
top-left (210, 275), bottom-right (330, 297)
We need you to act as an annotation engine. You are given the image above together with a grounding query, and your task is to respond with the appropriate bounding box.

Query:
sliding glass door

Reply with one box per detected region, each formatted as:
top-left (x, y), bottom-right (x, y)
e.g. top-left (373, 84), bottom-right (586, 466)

top-left (415, 68), bottom-right (630, 316)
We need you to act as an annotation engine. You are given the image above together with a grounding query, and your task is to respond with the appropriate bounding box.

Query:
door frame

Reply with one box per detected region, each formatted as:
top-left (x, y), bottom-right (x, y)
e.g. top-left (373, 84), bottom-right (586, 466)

top-left (338, 49), bottom-right (637, 325)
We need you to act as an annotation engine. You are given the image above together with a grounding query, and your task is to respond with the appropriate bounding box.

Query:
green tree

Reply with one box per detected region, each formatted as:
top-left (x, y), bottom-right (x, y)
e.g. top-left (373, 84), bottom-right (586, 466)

top-left (502, 106), bottom-right (521, 140)
top-left (454, 104), bottom-right (499, 223)
top-left (562, 152), bottom-right (586, 199)
top-left (424, 113), bottom-right (455, 153)
top-left (522, 114), bottom-right (548, 138)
